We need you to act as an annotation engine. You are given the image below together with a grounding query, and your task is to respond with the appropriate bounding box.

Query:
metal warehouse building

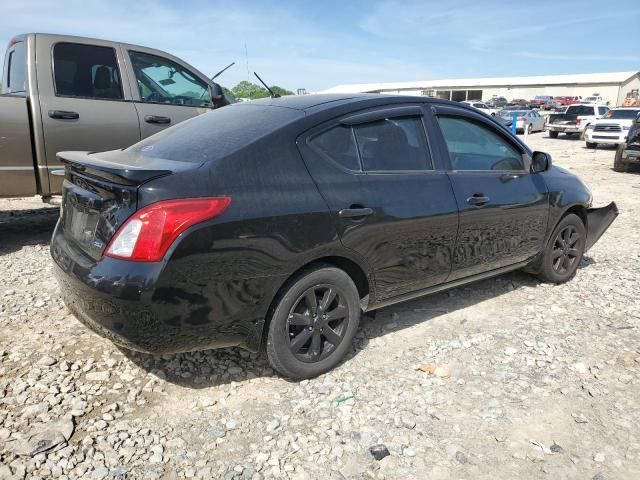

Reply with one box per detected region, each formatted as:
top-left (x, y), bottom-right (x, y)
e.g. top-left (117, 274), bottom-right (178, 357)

top-left (321, 71), bottom-right (640, 106)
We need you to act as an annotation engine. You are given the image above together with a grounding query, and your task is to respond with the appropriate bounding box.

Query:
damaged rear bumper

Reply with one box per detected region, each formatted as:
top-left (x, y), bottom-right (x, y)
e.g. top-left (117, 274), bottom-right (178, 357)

top-left (585, 202), bottom-right (618, 251)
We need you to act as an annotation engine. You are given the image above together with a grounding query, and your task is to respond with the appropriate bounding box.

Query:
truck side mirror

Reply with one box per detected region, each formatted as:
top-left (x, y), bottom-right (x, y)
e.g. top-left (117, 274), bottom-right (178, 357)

top-left (531, 151), bottom-right (552, 173)
top-left (209, 82), bottom-right (230, 108)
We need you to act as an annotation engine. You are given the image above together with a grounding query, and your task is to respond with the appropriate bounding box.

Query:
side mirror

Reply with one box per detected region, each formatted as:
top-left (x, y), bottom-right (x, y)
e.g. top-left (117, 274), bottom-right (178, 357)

top-left (209, 82), bottom-right (230, 107)
top-left (531, 151), bottom-right (552, 173)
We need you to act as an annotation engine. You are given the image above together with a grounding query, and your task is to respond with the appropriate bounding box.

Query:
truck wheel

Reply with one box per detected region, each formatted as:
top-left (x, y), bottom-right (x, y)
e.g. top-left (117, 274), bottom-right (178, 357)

top-left (586, 142), bottom-right (597, 149)
top-left (265, 266), bottom-right (360, 379)
top-left (549, 131), bottom-right (558, 138)
top-left (613, 145), bottom-right (631, 172)
top-left (536, 214), bottom-right (586, 284)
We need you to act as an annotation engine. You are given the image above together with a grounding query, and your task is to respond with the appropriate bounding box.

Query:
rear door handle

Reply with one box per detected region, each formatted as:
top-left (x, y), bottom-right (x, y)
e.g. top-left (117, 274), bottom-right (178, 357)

top-left (144, 115), bottom-right (171, 125)
top-left (466, 195), bottom-right (490, 206)
top-left (49, 110), bottom-right (79, 120)
top-left (338, 207), bottom-right (374, 218)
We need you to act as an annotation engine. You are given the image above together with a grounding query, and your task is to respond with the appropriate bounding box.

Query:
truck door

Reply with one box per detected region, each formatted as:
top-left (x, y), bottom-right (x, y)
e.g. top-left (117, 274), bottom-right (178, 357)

top-left (36, 37), bottom-right (141, 195)
top-left (121, 48), bottom-right (214, 139)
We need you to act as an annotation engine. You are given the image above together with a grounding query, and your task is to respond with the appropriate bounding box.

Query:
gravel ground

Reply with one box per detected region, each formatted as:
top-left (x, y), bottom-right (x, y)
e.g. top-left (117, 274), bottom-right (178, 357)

top-left (1, 132), bottom-right (639, 480)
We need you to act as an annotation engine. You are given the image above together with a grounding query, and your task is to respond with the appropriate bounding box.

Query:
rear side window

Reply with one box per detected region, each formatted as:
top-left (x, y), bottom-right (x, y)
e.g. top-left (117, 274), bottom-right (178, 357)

top-left (309, 126), bottom-right (359, 171)
top-left (438, 116), bottom-right (524, 171)
top-left (354, 117), bottom-right (432, 171)
top-left (3, 41), bottom-right (27, 94)
top-left (53, 43), bottom-right (123, 100)
top-left (598, 107), bottom-right (609, 115)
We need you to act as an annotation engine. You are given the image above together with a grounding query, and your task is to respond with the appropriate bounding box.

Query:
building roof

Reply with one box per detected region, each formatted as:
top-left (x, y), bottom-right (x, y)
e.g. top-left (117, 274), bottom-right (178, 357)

top-left (320, 71), bottom-right (639, 94)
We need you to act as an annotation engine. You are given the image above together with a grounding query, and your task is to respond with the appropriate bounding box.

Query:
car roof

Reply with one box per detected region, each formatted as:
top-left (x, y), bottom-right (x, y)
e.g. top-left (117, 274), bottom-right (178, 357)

top-left (243, 93), bottom-right (382, 111)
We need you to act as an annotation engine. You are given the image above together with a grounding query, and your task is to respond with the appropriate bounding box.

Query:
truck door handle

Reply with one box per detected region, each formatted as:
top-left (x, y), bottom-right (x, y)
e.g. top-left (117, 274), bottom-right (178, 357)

top-left (144, 115), bottom-right (171, 125)
top-left (49, 110), bottom-right (79, 120)
top-left (338, 207), bottom-right (374, 218)
top-left (466, 194), bottom-right (490, 206)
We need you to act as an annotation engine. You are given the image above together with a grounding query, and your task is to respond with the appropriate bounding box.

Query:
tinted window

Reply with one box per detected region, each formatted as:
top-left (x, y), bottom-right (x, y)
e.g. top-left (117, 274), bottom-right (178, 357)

top-left (3, 41), bottom-right (27, 94)
top-left (354, 117), bottom-right (432, 171)
top-left (604, 109), bottom-right (640, 119)
top-left (54, 43), bottom-right (122, 99)
top-left (598, 107), bottom-right (609, 116)
top-left (129, 51), bottom-right (210, 106)
top-left (309, 126), bottom-right (359, 170)
top-left (438, 116), bottom-right (524, 171)
top-left (566, 105), bottom-right (595, 116)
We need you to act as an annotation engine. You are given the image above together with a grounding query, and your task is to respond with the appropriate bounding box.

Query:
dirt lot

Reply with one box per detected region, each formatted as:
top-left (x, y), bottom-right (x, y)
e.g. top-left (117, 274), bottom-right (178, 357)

top-left (1, 132), bottom-right (639, 480)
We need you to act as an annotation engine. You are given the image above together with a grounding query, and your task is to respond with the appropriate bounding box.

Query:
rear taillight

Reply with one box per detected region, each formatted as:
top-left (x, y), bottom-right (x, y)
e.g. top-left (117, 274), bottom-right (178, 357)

top-left (104, 197), bottom-right (231, 262)
top-left (576, 119), bottom-right (582, 125)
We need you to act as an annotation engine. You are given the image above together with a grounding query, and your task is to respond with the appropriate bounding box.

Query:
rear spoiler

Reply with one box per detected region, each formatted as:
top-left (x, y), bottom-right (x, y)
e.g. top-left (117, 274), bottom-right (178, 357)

top-left (56, 150), bottom-right (188, 185)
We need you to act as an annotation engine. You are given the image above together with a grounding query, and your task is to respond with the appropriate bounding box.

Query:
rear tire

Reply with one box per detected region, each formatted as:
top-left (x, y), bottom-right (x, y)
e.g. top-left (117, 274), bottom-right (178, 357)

top-left (549, 131), bottom-right (559, 138)
top-left (266, 267), bottom-right (360, 379)
top-left (536, 214), bottom-right (586, 284)
top-left (527, 123), bottom-right (533, 134)
top-left (586, 142), bottom-right (597, 149)
top-left (613, 145), bottom-right (631, 172)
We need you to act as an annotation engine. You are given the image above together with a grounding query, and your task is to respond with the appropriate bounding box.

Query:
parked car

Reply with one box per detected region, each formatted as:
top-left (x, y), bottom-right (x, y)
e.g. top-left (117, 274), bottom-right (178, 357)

top-left (547, 104), bottom-right (610, 138)
top-left (508, 98), bottom-right (529, 107)
top-left (613, 113), bottom-right (640, 172)
top-left (496, 109), bottom-right (545, 133)
top-left (584, 108), bottom-right (640, 149)
top-left (461, 100), bottom-right (499, 116)
top-left (583, 95), bottom-right (607, 105)
top-left (50, 94), bottom-right (618, 379)
top-left (529, 96), bottom-right (554, 109)
top-left (554, 96), bottom-right (582, 106)
top-left (0, 33), bottom-right (232, 201)
top-left (487, 96), bottom-right (508, 108)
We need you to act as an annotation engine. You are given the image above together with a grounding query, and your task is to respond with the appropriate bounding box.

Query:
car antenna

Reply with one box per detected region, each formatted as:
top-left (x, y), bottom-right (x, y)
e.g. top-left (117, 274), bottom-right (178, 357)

top-left (254, 72), bottom-right (280, 98)
top-left (211, 62), bottom-right (235, 81)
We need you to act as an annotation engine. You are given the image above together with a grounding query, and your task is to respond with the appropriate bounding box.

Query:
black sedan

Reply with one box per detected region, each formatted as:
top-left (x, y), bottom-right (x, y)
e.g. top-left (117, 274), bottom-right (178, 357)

top-left (50, 94), bottom-right (618, 379)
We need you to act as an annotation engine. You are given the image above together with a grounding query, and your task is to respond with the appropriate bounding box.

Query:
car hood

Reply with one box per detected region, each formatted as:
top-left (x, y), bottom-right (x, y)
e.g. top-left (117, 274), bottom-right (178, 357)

top-left (592, 118), bottom-right (635, 127)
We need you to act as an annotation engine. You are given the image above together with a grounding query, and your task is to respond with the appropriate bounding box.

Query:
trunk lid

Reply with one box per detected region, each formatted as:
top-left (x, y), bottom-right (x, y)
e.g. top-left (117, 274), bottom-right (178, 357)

top-left (58, 150), bottom-right (196, 260)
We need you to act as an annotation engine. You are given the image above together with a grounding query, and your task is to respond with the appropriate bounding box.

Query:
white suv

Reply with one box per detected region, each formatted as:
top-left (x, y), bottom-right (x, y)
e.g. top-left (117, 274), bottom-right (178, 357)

top-left (461, 100), bottom-right (499, 116)
top-left (584, 107), bottom-right (640, 148)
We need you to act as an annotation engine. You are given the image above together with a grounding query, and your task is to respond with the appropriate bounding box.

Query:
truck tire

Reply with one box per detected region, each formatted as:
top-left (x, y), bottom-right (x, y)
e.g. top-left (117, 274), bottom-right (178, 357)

top-left (613, 145), bottom-right (631, 172)
top-left (549, 131), bottom-right (558, 138)
top-left (586, 142), bottom-right (597, 149)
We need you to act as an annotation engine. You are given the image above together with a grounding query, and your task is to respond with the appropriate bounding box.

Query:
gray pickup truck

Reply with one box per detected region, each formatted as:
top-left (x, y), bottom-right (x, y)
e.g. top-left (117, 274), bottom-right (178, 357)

top-left (1, 33), bottom-right (230, 200)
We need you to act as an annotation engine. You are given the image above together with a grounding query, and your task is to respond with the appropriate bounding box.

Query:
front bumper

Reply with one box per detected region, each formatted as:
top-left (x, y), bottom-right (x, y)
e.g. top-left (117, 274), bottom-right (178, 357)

top-left (585, 202), bottom-right (618, 251)
top-left (584, 131), bottom-right (627, 144)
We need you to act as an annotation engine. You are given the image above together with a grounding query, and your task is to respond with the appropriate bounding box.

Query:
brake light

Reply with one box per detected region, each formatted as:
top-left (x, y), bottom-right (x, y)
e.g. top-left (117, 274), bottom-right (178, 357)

top-left (576, 119), bottom-right (581, 125)
top-left (104, 197), bottom-right (231, 262)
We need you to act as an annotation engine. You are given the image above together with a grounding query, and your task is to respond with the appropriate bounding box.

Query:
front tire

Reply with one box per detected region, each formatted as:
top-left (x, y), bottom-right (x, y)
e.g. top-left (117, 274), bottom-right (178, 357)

top-left (586, 142), bottom-right (597, 149)
top-left (549, 130), bottom-right (559, 138)
top-left (266, 267), bottom-right (360, 379)
top-left (536, 214), bottom-right (586, 284)
top-left (613, 145), bottom-right (631, 172)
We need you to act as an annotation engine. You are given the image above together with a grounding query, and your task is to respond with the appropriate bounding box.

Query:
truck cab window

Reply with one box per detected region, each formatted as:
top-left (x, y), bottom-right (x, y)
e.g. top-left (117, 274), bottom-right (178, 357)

top-left (2, 41), bottom-right (27, 94)
top-left (53, 43), bottom-right (123, 100)
top-left (129, 51), bottom-right (211, 107)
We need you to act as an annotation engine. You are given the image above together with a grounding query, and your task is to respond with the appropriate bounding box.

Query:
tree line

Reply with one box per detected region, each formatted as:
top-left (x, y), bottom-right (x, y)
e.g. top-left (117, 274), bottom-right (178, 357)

top-left (226, 81), bottom-right (294, 100)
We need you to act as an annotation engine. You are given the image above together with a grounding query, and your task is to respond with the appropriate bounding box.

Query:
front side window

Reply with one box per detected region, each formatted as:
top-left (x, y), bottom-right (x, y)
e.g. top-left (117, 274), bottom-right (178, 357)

top-left (438, 116), bottom-right (524, 171)
top-left (353, 117), bottom-right (432, 171)
top-left (129, 51), bottom-right (210, 106)
top-left (53, 43), bottom-right (123, 99)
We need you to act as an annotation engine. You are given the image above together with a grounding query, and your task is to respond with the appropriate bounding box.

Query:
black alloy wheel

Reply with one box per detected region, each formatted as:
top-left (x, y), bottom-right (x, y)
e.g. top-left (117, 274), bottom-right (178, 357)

top-left (266, 266), bottom-right (360, 379)
top-left (286, 285), bottom-right (349, 362)
top-left (535, 213), bottom-right (586, 283)
top-left (551, 225), bottom-right (580, 275)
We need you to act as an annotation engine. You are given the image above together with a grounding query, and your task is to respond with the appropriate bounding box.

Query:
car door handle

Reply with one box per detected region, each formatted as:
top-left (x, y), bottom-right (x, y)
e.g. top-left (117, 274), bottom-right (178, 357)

top-left (144, 115), bottom-right (171, 125)
top-left (338, 207), bottom-right (374, 218)
top-left (466, 195), bottom-right (490, 206)
top-left (48, 110), bottom-right (79, 120)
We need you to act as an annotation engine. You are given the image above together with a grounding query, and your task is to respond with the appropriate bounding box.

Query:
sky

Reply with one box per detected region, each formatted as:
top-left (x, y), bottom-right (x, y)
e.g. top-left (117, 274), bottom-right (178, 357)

top-left (1, 0), bottom-right (639, 92)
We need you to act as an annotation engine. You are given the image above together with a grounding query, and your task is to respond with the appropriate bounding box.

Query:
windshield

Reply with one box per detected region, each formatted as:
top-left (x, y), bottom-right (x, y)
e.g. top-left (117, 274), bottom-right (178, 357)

top-left (566, 105), bottom-right (595, 116)
top-left (603, 109), bottom-right (640, 120)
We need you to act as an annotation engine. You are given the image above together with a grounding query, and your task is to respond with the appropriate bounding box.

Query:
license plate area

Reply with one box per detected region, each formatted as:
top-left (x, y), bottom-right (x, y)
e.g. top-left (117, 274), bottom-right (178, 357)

top-left (62, 180), bottom-right (105, 259)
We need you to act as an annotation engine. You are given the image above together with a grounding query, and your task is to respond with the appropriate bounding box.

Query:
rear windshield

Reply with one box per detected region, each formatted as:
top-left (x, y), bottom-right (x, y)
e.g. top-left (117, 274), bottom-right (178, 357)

top-left (566, 105), bottom-right (595, 116)
top-left (128, 104), bottom-right (303, 163)
top-left (603, 109), bottom-right (640, 120)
